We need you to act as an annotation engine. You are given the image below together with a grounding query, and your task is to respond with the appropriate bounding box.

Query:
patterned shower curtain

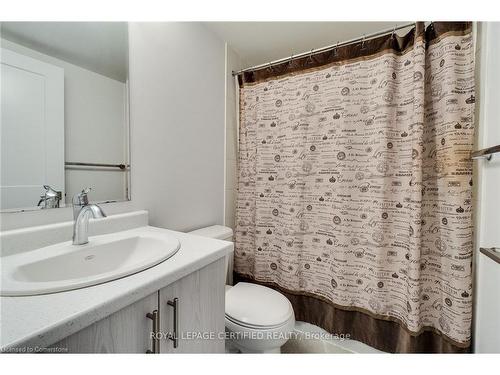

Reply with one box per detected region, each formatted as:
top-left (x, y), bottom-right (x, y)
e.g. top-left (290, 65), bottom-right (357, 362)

top-left (234, 22), bottom-right (475, 353)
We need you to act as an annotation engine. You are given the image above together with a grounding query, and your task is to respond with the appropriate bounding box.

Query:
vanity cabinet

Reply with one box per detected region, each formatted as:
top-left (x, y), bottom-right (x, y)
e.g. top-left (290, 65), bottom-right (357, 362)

top-left (159, 259), bottom-right (225, 353)
top-left (53, 293), bottom-right (158, 353)
top-left (51, 259), bottom-right (225, 353)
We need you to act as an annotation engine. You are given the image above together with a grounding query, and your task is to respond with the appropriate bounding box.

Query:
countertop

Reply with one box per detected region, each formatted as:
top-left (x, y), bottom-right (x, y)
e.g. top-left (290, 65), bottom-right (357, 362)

top-left (0, 225), bottom-right (231, 351)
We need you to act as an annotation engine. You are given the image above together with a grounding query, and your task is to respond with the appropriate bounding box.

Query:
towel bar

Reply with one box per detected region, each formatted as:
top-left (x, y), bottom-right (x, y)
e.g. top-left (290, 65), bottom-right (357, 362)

top-left (65, 162), bottom-right (129, 170)
top-left (480, 247), bottom-right (500, 265)
top-left (471, 145), bottom-right (500, 160)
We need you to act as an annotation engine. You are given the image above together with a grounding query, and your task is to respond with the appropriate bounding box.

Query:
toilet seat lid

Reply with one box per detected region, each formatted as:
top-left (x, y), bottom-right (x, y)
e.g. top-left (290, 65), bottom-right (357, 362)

top-left (225, 282), bottom-right (293, 327)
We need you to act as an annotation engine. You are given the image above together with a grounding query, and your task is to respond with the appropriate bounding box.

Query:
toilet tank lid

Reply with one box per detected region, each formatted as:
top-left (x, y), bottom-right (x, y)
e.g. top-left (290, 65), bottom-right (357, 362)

top-left (189, 225), bottom-right (233, 240)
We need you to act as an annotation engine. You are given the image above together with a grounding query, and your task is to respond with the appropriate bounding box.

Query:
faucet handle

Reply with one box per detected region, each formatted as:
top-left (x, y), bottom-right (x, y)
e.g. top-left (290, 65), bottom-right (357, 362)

top-left (80, 187), bottom-right (92, 196)
top-left (73, 187), bottom-right (92, 206)
top-left (43, 185), bottom-right (61, 198)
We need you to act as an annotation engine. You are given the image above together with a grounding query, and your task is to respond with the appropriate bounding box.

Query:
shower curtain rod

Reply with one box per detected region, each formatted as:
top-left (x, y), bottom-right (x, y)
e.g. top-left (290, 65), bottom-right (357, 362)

top-left (232, 22), bottom-right (418, 76)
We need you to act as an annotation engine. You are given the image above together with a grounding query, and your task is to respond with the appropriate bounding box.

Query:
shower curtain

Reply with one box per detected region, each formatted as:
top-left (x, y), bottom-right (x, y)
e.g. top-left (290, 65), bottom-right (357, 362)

top-left (234, 22), bottom-right (475, 353)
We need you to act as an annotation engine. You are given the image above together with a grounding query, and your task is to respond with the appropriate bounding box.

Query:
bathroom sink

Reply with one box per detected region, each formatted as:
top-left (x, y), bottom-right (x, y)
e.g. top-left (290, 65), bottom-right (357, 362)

top-left (1, 230), bottom-right (180, 296)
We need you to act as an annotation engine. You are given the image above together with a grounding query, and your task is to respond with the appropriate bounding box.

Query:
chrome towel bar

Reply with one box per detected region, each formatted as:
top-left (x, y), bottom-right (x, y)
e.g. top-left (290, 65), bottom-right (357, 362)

top-left (65, 162), bottom-right (129, 170)
top-left (471, 145), bottom-right (500, 161)
top-left (480, 247), bottom-right (500, 265)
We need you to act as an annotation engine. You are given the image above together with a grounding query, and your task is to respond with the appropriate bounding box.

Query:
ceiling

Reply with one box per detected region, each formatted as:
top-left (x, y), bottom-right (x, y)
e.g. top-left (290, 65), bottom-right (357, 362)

top-left (1, 22), bottom-right (128, 82)
top-left (204, 22), bottom-right (412, 68)
top-left (1, 22), bottom-right (413, 80)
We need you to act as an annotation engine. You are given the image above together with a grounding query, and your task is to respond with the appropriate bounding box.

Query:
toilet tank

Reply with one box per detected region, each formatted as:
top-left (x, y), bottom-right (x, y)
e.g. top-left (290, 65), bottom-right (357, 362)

top-left (188, 225), bottom-right (234, 285)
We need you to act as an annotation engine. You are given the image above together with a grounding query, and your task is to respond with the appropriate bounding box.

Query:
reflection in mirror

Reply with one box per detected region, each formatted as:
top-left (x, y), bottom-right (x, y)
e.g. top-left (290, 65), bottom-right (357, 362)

top-left (0, 22), bottom-right (130, 212)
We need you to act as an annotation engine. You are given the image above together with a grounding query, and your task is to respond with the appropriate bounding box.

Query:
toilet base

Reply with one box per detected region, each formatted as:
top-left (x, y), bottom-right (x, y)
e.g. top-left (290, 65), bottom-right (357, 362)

top-left (224, 312), bottom-right (295, 354)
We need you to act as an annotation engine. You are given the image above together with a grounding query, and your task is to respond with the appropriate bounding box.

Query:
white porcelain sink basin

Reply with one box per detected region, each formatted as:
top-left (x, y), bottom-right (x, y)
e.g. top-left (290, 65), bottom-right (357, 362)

top-left (1, 230), bottom-right (180, 296)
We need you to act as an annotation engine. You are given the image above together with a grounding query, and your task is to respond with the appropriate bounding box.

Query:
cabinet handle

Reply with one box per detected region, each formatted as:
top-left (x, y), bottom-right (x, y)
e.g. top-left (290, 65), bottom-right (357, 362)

top-left (146, 309), bottom-right (159, 353)
top-left (167, 298), bottom-right (179, 349)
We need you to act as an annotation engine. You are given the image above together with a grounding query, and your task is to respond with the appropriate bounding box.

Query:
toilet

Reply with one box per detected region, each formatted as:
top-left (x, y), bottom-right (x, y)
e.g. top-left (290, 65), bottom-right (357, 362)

top-left (189, 225), bottom-right (295, 353)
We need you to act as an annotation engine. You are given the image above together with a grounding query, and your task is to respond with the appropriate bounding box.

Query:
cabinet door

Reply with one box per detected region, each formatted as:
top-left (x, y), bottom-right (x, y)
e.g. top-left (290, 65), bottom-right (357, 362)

top-left (52, 292), bottom-right (158, 353)
top-left (159, 259), bottom-right (225, 353)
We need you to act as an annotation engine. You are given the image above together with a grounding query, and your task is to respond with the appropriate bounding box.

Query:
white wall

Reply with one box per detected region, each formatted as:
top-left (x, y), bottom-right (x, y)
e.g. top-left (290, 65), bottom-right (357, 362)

top-left (0, 39), bottom-right (128, 205)
top-left (473, 21), bottom-right (500, 353)
top-left (224, 44), bottom-right (243, 230)
top-left (205, 22), bottom-right (408, 67)
top-left (128, 22), bottom-right (225, 232)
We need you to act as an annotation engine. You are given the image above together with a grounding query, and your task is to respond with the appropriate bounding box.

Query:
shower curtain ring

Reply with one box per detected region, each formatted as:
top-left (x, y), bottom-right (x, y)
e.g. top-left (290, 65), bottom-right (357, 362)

top-left (361, 35), bottom-right (366, 49)
top-left (333, 41), bottom-right (339, 56)
top-left (391, 26), bottom-right (396, 40)
top-left (308, 49), bottom-right (314, 63)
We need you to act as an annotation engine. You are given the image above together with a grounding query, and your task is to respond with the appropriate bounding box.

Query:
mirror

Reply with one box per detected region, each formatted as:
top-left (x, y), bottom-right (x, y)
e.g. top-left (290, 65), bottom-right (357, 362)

top-left (0, 22), bottom-right (130, 212)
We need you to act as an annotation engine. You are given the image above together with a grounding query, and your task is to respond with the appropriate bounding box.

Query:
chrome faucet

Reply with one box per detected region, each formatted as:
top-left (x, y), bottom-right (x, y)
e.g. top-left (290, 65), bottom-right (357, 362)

top-left (72, 188), bottom-right (106, 245)
top-left (72, 187), bottom-right (91, 220)
top-left (37, 185), bottom-right (62, 209)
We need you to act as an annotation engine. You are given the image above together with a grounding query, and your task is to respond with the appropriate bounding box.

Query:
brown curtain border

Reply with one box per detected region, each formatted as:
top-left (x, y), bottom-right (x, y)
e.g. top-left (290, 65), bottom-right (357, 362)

top-left (234, 273), bottom-right (471, 353)
top-left (237, 22), bottom-right (472, 87)
top-left (425, 21), bottom-right (472, 46)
